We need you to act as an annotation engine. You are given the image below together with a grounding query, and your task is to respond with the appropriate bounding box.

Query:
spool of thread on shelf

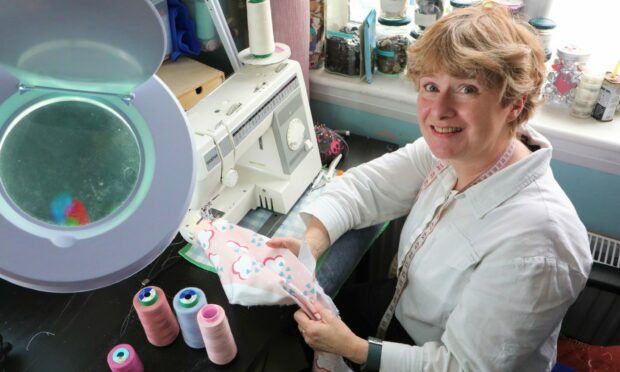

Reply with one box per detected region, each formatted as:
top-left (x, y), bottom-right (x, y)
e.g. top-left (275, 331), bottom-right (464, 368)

top-left (173, 287), bottom-right (208, 349)
top-left (247, 0), bottom-right (275, 58)
top-left (106, 344), bottom-right (143, 372)
top-left (197, 304), bottom-right (237, 365)
top-left (133, 286), bottom-right (179, 347)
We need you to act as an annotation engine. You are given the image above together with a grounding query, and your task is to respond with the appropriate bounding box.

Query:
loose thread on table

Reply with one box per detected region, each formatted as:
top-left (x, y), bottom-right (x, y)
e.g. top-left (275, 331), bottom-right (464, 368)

top-left (173, 287), bottom-right (208, 349)
top-left (140, 251), bottom-right (181, 286)
top-left (133, 286), bottom-right (179, 347)
top-left (119, 305), bottom-right (135, 339)
top-left (159, 255), bottom-right (181, 269)
top-left (25, 331), bottom-right (55, 351)
top-left (107, 343), bottom-right (144, 372)
top-left (197, 304), bottom-right (237, 365)
top-left (139, 234), bottom-right (184, 285)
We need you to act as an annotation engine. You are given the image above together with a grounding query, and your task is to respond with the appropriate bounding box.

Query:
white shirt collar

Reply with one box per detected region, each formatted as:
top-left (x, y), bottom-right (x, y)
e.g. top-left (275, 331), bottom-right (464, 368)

top-left (446, 124), bottom-right (553, 218)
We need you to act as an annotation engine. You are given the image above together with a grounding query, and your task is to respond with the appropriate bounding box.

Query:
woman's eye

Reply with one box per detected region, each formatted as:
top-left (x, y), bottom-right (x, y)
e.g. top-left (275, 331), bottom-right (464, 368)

top-left (461, 85), bottom-right (479, 94)
top-left (423, 83), bottom-right (438, 92)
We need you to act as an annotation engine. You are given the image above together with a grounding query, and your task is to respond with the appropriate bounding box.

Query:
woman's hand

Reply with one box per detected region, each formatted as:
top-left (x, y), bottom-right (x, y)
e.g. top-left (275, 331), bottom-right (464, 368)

top-left (265, 237), bottom-right (303, 256)
top-left (266, 217), bottom-right (331, 260)
top-left (294, 301), bottom-right (368, 364)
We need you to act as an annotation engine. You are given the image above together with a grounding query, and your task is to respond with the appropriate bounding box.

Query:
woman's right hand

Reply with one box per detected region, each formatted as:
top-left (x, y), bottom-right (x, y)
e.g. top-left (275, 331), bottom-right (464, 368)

top-left (266, 217), bottom-right (331, 260)
top-left (266, 237), bottom-right (303, 256)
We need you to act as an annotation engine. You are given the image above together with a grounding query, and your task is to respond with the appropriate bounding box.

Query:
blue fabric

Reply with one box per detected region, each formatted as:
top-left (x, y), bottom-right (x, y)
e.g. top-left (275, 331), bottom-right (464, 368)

top-left (167, 0), bottom-right (201, 61)
top-left (317, 224), bottom-right (387, 297)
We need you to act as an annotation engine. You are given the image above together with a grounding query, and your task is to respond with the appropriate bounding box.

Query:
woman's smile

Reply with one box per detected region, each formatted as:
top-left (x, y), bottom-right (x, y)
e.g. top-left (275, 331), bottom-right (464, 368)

top-left (430, 125), bottom-right (463, 134)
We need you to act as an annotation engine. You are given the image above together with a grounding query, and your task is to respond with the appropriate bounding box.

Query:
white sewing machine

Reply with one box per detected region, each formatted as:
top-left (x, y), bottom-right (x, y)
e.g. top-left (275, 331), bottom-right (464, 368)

top-left (180, 60), bottom-right (321, 243)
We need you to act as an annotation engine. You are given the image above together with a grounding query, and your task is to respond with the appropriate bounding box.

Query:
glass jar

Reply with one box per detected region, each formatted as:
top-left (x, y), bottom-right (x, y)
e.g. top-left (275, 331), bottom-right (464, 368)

top-left (528, 17), bottom-right (556, 62)
top-left (495, 0), bottom-right (525, 18)
top-left (570, 69), bottom-right (605, 118)
top-left (448, 0), bottom-right (480, 13)
top-left (414, 0), bottom-right (443, 31)
top-left (543, 44), bottom-right (590, 106)
top-left (325, 26), bottom-right (360, 76)
top-left (380, 0), bottom-right (409, 21)
top-left (376, 18), bottom-right (413, 75)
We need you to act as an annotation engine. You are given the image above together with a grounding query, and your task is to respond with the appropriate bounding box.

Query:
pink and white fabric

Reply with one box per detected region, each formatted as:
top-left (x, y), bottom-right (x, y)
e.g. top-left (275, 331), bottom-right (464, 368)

top-left (195, 219), bottom-right (350, 372)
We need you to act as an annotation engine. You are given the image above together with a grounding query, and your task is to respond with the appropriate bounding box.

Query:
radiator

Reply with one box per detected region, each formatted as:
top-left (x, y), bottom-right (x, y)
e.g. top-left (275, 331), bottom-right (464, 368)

top-left (561, 232), bottom-right (620, 345)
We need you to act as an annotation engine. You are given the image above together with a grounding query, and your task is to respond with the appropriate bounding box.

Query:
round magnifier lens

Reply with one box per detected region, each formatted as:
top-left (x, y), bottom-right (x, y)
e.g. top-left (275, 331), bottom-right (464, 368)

top-left (0, 98), bottom-right (141, 227)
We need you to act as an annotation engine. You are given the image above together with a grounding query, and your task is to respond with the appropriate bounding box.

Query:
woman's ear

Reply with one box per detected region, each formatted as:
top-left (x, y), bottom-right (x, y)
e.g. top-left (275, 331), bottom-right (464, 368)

top-left (509, 95), bottom-right (527, 122)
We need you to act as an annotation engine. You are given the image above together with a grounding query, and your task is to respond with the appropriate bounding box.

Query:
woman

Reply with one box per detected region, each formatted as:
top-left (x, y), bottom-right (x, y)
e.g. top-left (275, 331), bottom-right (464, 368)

top-left (268, 3), bottom-right (592, 371)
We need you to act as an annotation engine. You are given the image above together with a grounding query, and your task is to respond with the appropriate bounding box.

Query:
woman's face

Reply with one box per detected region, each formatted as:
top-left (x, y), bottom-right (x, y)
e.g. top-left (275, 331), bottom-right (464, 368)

top-left (417, 72), bottom-right (519, 169)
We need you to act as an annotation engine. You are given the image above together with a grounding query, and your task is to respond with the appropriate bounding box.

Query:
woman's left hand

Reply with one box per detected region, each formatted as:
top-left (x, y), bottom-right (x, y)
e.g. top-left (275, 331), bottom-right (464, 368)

top-left (294, 301), bottom-right (368, 364)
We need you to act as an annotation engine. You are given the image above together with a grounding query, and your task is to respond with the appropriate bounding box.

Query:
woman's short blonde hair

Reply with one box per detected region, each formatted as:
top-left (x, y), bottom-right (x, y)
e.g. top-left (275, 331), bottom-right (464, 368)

top-left (406, 3), bottom-right (546, 129)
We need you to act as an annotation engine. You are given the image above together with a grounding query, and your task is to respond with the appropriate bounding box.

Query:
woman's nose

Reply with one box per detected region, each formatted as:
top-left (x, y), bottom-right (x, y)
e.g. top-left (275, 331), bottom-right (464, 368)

top-left (432, 92), bottom-right (456, 120)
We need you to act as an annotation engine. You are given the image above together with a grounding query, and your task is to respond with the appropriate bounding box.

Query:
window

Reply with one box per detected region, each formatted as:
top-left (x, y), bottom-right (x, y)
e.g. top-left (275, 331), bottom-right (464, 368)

top-left (345, 0), bottom-right (619, 69)
top-left (549, 0), bottom-right (619, 71)
top-left (350, 0), bottom-right (381, 23)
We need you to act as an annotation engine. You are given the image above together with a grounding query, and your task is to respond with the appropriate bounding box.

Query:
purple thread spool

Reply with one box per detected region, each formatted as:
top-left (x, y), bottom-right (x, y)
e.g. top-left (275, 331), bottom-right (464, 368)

top-left (173, 287), bottom-right (208, 348)
top-left (106, 343), bottom-right (143, 372)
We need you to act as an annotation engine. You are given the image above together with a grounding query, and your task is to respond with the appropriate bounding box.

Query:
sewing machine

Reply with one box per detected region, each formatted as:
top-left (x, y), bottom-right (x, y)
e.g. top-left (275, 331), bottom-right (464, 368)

top-left (0, 0), bottom-right (318, 292)
top-left (180, 60), bottom-right (321, 243)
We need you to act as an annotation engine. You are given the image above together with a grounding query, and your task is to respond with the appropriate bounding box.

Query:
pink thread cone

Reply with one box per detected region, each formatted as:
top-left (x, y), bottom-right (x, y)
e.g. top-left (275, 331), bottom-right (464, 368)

top-left (197, 304), bottom-right (237, 365)
top-left (133, 286), bottom-right (179, 347)
top-left (106, 343), bottom-right (143, 372)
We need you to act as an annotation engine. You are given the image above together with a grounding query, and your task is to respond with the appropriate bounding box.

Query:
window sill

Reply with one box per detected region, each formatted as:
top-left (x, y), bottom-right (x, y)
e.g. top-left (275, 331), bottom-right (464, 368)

top-left (309, 68), bottom-right (620, 176)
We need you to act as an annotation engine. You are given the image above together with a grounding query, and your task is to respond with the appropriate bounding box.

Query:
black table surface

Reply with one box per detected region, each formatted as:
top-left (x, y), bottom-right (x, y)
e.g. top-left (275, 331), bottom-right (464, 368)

top-left (0, 234), bottom-right (296, 372)
top-left (0, 134), bottom-right (397, 372)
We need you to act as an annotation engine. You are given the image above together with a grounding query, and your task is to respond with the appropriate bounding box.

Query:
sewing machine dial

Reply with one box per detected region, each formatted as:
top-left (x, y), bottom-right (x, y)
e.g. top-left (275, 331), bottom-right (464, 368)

top-left (286, 118), bottom-right (305, 151)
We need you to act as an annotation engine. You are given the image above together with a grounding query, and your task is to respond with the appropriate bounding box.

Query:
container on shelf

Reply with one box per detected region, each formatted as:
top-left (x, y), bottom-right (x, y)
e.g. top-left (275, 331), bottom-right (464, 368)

top-left (543, 44), bottom-right (591, 106)
top-left (380, 0), bottom-right (409, 21)
top-left (592, 72), bottom-right (620, 122)
top-left (494, 0), bottom-right (526, 18)
top-left (411, 0), bottom-right (443, 39)
top-left (495, 0), bottom-right (525, 18)
top-left (569, 69), bottom-right (605, 118)
top-left (528, 17), bottom-right (556, 62)
top-left (447, 0), bottom-right (480, 13)
top-left (375, 18), bottom-right (413, 75)
top-left (325, 26), bottom-right (360, 76)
